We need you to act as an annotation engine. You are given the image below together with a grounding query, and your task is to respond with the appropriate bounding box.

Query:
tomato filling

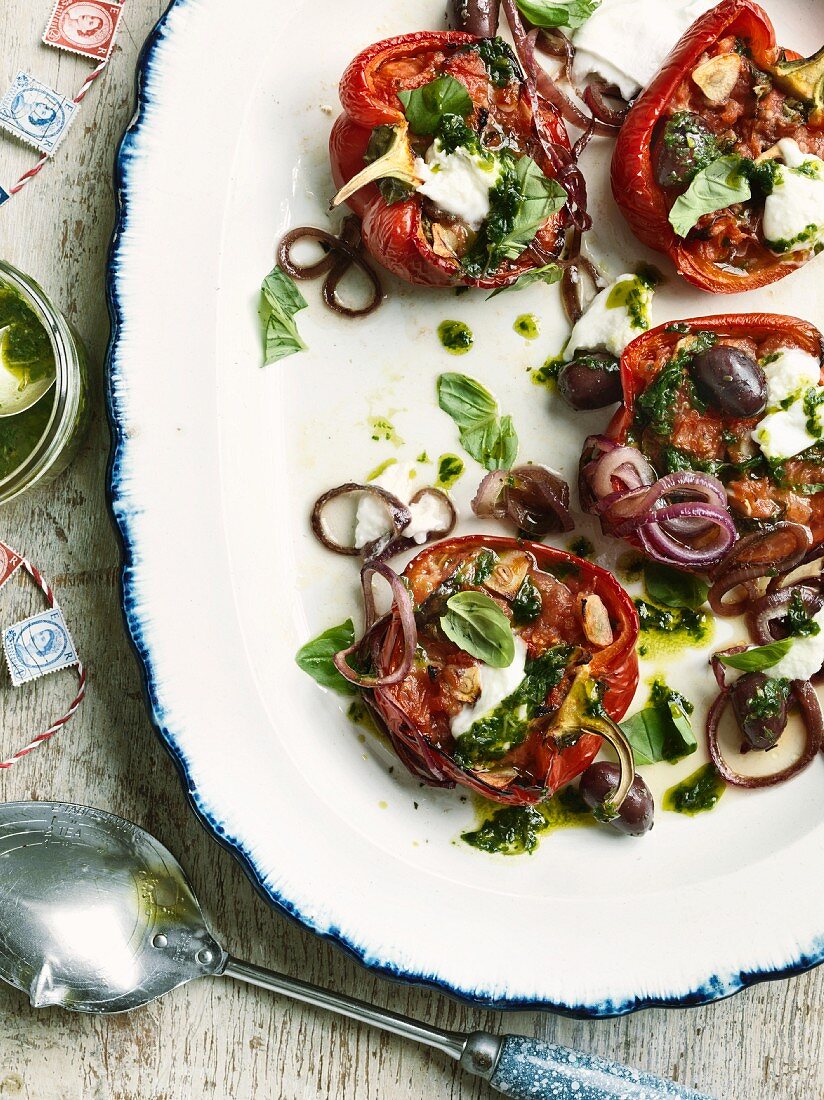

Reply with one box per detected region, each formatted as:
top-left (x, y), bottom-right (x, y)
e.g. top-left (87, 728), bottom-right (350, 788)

top-left (379, 542), bottom-right (623, 793)
top-left (652, 32), bottom-right (824, 273)
top-left (369, 40), bottom-right (565, 273)
top-left (629, 328), bottom-right (824, 533)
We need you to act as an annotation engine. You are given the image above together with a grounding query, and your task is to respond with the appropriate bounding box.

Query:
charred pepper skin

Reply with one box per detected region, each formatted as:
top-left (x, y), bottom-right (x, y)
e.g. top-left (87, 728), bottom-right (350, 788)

top-left (329, 31), bottom-right (571, 289)
top-left (611, 0), bottom-right (813, 293)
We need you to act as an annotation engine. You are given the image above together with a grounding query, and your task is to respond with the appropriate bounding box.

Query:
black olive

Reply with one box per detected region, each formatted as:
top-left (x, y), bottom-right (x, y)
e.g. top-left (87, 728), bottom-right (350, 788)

top-left (655, 112), bottom-right (719, 188)
top-left (579, 762), bottom-right (654, 836)
top-left (689, 345), bottom-right (767, 418)
top-left (557, 351), bottom-right (622, 411)
top-left (730, 672), bottom-right (790, 751)
top-left (448, 0), bottom-right (500, 36)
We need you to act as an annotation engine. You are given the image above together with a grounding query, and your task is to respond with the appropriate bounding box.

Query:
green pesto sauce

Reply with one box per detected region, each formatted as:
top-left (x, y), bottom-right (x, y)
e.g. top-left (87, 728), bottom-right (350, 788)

top-left (0, 281), bottom-right (56, 480)
top-left (568, 536), bottom-right (594, 559)
top-left (438, 320), bottom-right (473, 355)
top-left (531, 354), bottom-right (564, 388)
top-left (634, 598), bottom-right (712, 656)
top-left (663, 763), bottom-right (725, 816)
top-left (461, 787), bottom-right (595, 855)
top-left (605, 275), bottom-right (649, 330)
top-left (513, 313), bottom-right (539, 340)
top-left (435, 452), bottom-right (464, 490)
top-left (368, 416), bottom-right (403, 445)
top-left (453, 646), bottom-right (573, 768)
top-left (618, 551), bottom-right (646, 583)
top-left (348, 697), bottom-right (389, 748)
top-left (366, 457), bottom-right (397, 481)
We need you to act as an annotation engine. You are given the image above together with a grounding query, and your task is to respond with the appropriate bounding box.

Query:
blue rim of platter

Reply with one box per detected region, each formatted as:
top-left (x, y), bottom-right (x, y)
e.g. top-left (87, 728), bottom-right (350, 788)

top-left (104, 0), bottom-right (824, 1017)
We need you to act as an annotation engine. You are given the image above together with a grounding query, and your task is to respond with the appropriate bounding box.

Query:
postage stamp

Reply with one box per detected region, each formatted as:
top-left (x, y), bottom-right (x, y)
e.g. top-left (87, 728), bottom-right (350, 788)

top-left (0, 542), bottom-right (24, 593)
top-left (0, 187), bottom-right (9, 207)
top-left (0, 73), bottom-right (78, 155)
top-left (43, 0), bottom-right (124, 62)
top-left (3, 607), bottom-right (79, 687)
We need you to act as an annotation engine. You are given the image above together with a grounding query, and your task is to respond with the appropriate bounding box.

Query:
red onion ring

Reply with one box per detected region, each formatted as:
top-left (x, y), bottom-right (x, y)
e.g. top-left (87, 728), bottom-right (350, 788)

top-left (278, 217), bottom-right (383, 318)
top-left (706, 671), bottom-right (823, 789)
top-left (709, 523), bottom-right (813, 617)
top-left (580, 442), bottom-right (737, 570)
top-left (311, 483), bottom-right (455, 562)
top-left (311, 482), bottom-right (411, 558)
top-left (471, 464), bottom-right (573, 535)
top-left (749, 582), bottom-right (824, 647)
top-left (333, 562), bottom-right (417, 688)
top-left (559, 231), bottom-right (604, 324)
top-left (501, 0), bottom-right (591, 232)
top-left (583, 79), bottom-right (629, 128)
top-left (371, 487), bottom-right (457, 562)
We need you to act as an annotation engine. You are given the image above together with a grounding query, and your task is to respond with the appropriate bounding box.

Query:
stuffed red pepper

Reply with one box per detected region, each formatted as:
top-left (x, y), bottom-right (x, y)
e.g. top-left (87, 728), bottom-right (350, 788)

top-left (581, 313), bottom-right (824, 581)
top-left (335, 535), bottom-right (639, 806)
top-left (612, 0), bottom-right (824, 293)
top-left (329, 32), bottom-right (574, 288)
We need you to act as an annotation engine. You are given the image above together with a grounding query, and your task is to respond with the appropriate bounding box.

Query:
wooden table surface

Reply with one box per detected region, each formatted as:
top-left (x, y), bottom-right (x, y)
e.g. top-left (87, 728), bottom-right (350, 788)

top-left (0, 3), bottom-right (821, 1098)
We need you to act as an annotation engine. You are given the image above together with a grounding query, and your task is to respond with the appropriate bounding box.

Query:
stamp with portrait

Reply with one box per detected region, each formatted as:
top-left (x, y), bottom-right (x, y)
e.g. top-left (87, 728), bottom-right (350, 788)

top-left (43, 0), bottom-right (124, 62)
top-left (0, 73), bottom-right (78, 155)
top-left (3, 607), bottom-right (79, 687)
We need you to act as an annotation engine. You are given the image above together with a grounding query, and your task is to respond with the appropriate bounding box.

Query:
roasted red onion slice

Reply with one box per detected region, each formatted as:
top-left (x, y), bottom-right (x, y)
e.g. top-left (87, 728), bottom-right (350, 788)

top-left (311, 482), bottom-right (411, 558)
top-left (749, 583), bottom-right (824, 647)
top-left (471, 464), bottom-right (573, 535)
top-left (559, 228), bottom-right (604, 324)
top-left (333, 562), bottom-right (417, 688)
top-left (706, 653), bottom-right (823, 789)
top-left (709, 522), bottom-right (813, 617)
top-left (278, 217), bottom-right (383, 318)
top-left (580, 437), bottom-right (736, 570)
top-left (311, 483), bottom-right (455, 561)
top-left (501, 0), bottom-right (591, 232)
top-left (583, 79), bottom-right (630, 128)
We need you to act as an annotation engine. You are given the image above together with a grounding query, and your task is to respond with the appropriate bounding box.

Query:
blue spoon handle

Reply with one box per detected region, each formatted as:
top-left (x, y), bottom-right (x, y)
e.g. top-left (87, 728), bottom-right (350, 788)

top-left (466, 1034), bottom-right (715, 1100)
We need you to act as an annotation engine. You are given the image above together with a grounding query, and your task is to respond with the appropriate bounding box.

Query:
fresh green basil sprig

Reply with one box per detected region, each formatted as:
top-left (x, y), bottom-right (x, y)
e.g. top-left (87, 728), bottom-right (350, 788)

top-left (719, 638), bottom-right (793, 673)
top-left (260, 266), bottom-right (308, 365)
top-left (441, 591), bottom-right (516, 667)
top-left (437, 372), bottom-right (519, 471)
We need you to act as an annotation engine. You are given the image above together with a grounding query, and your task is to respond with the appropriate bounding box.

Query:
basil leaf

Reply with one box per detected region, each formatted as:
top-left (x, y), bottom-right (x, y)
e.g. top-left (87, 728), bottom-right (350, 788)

top-left (668, 155), bottom-right (752, 238)
top-left (486, 263), bottom-right (563, 299)
top-left (620, 688), bottom-right (697, 765)
top-left (719, 638), bottom-right (793, 672)
top-left (495, 156), bottom-right (568, 261)
top-left (437, 373), bottom-right (519, 471)
top-left (644, 561), bottom-right (709, 610)
top-left (398, 75), bottom-right (473, 135)
top-left (295, 619), bottom-right (358, 694)
top-left (515, 0), bottom-right (601, 29)
top-left (441, 591), bottom-right (516, 667)
top-left (260, 266), bottom-right (308, 365)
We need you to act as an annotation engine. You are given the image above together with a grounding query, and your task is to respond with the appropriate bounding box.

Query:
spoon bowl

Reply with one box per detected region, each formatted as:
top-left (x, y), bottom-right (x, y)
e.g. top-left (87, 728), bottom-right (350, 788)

top-left (0, 802), bottom-right (224, 1012)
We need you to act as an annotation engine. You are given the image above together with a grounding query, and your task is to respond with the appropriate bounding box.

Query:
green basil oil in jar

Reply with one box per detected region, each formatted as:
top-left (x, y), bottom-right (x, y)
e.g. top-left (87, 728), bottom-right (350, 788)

top-left (0, 262), bottom-right (90, 502)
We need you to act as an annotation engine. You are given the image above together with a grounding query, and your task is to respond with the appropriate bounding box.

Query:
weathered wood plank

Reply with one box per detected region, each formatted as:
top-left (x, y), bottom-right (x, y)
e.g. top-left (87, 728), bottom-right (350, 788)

top-left (0, 3), bottom-right (821, 1098)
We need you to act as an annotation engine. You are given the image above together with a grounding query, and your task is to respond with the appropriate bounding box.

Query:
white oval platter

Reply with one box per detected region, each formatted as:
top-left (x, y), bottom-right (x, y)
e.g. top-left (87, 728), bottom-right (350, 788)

top-left (107, 0), bottom-right (824, 1013)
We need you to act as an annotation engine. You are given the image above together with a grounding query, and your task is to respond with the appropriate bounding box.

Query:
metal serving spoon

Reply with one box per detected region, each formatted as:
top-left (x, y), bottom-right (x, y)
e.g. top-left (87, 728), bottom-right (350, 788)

top-left (0, 802), bottom-right (713, 1100)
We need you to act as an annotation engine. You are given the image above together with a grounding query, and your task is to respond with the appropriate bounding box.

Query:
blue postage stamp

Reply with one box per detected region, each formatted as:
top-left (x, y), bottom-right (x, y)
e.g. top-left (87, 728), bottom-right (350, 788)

top-left (0, 72), bottom-right (78, 155)
top-left (3, 607), bottom-right (79, 687)
top-left (0, 187), bottom-right (9, 206)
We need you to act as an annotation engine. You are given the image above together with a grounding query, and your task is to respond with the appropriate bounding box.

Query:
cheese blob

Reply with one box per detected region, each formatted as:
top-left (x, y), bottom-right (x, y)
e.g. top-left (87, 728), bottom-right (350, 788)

top-left (565, 274), bottom-right (653, 359)
top-left (768, 607), bottom-right (824, 682)
top-left (451, 635), bottom-right (528, 739)
top-left (414, 141), bottom-right (501, 230)
top-left (571, 0), bottom-right (717, 101)
top-left (751, 346), bottom-right (824, 462)
top-left (354, 462), bottom-right (448, 549)
top-left (763, 139), bottom-right (824, 254)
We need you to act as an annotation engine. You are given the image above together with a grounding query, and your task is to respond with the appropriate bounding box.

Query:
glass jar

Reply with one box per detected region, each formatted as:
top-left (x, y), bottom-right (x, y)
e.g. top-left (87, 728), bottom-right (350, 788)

top-left (0, 260), bottom-right (90, 504)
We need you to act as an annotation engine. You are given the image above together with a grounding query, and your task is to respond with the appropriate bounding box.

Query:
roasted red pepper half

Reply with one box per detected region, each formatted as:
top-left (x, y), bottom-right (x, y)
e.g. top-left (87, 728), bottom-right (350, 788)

top-left (367, 535), bottom-right (639, 805)
top-left (606, 313), bottom-right (824, 545)
top-left (612, 0), bottom-right (824, 293)
top-left (329, 32), bottom-right (571, 288)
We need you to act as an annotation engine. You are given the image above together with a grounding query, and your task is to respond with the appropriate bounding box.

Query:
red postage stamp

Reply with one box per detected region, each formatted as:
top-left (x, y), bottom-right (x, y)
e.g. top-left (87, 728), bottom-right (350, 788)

top-left (0, 542), bottom-right (23, 592)
top-left (43, 0), bottom-right (124, 62)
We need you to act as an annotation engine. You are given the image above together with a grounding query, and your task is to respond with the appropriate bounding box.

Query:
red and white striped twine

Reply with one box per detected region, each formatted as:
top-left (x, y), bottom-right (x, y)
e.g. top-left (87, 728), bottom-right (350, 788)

top-left (0, 552), bottom-right (86, 769)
